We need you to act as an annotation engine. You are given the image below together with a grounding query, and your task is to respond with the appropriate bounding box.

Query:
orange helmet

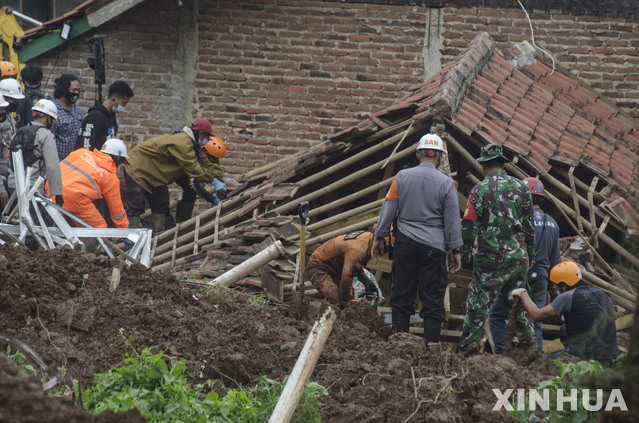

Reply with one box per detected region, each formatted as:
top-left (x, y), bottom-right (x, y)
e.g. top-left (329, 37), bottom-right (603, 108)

top-left (204, 136), bottom-right (226, 158)
top-left (0, 61), bottom-right (17, 78)
top-left (549, 262), bottom-right (582, 287)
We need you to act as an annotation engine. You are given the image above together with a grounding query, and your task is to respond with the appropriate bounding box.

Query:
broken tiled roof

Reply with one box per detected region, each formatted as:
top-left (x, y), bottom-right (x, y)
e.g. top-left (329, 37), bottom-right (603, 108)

top-left (18, 0), bottom-right (104, 40)
top-left (331, 32), bottom-right (639, 200)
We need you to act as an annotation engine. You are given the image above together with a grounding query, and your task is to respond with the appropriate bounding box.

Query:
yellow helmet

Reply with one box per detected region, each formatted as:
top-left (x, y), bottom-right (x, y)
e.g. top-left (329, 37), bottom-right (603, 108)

top-left (549, 262), bottom-right (582, 287)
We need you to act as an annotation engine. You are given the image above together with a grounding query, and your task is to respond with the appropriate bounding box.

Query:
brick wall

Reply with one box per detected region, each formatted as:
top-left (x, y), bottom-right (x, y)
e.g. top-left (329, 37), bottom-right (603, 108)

top-left (440, 7), bottom-right (639, 118)
top-left (25, 1), bottom-right (639, 177)
top-left (30, 0), bottom-right (191, 142)
top-left (195, 1), bottom-right (429, 174)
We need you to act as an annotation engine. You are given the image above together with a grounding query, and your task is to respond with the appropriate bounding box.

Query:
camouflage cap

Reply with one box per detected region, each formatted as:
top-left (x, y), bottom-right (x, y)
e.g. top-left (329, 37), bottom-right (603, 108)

top-left (474, 143), bottom-right (509, 163)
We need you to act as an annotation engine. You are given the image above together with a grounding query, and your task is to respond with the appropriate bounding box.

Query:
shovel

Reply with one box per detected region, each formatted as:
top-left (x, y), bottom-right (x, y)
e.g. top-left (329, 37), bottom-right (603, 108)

top-left (298, 201), bottom-right (310, 292)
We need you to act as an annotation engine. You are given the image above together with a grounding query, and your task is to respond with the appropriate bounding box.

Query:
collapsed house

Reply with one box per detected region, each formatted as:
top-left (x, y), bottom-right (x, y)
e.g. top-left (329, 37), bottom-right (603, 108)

top-left (150, 33), bottom-right (637, 332)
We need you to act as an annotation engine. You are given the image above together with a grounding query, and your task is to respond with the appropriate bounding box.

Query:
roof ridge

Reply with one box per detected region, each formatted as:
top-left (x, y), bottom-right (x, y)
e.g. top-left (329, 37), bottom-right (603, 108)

top-left (428, 32), bottom-right (496, 118)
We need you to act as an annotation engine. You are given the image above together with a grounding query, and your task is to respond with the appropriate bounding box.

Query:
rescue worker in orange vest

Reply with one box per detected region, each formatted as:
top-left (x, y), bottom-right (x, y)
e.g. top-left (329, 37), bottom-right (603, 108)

top-left (48, 138), bottom-right (129, 228)
top-left (306, 231), bottom-right (380, 308)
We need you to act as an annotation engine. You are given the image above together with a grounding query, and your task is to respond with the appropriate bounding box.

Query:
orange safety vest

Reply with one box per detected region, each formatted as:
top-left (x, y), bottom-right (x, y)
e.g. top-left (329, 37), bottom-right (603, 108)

top-left (53, 148), bottom-right (128, 228)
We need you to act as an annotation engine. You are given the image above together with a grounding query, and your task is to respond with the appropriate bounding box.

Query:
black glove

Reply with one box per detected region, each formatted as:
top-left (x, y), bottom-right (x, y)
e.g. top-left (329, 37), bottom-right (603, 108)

top-left (357, 270), bottom-right (373, 295)
top-left (190, 178), bottom-right (220, 205)
top-left (55, 195), bottom-right (64, 206)
top-left (461, 250), bottom-right (473, 270)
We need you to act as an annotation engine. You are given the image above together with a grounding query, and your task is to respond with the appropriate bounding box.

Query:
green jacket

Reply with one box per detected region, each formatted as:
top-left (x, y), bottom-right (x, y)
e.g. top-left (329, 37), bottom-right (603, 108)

top-left (124, 127), bottom-right (208, 193)
top-left (461, 169), bottom-right (535, 269)
top-left (201, 154), bottom-right (224, 181)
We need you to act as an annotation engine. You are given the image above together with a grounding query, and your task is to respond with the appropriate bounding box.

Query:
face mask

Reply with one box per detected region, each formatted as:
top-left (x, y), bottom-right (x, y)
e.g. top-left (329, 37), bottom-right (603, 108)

top-left (7, 102), bottom-right (18, 112)
top-left (112, 98), bottom-right (126, 114)
top-left (0, 112), bottom-right (5, 122)
top-left (65, 91), bottom-right (79, 104)
top-left (26, 87), bottom-right (43, 99)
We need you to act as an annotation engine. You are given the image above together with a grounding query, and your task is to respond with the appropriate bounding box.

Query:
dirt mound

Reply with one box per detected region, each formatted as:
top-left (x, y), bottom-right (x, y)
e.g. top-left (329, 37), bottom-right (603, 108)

top-left (0, 244), bottom-right (629, 422)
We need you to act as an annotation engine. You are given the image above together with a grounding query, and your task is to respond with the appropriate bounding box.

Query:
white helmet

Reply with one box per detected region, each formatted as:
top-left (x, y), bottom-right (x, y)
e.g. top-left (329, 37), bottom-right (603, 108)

top-left (32, 99), bottom-right (58, 120)
top-left (101, 138), bottom-right (129, 158)
top-left (416, 133), bottom-right (447, 154)
top-left (0, 93), bottom-right (8, 108)
top-left (0, 78), bottom-right (25, 99)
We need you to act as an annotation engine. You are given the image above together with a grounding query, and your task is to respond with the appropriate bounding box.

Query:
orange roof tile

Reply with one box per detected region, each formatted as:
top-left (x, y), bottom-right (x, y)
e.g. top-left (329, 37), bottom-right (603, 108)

top-left (330, 32), bottom-right (639, 200)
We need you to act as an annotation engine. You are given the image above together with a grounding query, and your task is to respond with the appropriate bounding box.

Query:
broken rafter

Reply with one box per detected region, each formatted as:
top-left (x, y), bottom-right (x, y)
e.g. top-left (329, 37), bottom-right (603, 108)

top-left (446, 132), bottom-right (638, 269)
top-left (273, 140), bottom-right (416, 216)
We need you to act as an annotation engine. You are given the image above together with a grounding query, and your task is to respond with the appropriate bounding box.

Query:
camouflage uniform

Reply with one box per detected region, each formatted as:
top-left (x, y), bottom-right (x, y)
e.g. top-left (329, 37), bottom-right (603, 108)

top-left (458, 145), bottom-right (536, 354)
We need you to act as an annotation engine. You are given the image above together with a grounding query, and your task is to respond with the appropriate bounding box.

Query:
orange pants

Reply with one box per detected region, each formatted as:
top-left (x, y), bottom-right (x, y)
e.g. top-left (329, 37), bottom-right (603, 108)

top-left (63, 195), bottom-right (107, 228)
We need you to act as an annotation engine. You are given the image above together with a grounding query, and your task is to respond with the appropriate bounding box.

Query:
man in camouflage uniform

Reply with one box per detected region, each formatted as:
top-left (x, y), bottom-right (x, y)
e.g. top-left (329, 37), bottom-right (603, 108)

top-left (458, 144), bottom-right (536, 355)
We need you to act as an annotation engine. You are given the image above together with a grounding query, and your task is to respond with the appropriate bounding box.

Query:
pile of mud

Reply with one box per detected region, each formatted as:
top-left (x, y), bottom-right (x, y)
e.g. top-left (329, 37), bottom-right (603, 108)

top-left (0, 245), bottom-right (635, 422)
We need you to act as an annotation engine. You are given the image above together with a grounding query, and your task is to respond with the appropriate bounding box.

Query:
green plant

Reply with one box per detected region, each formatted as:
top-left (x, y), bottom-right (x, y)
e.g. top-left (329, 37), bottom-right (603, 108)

top-left (248, 294), bottom-right (270, 307)
top-left (7, 346), bottom-right (37, 377)
top-left (77, 343), bottom-right (326, 422)
top-left (47, 365), bottom-right (70, 397)
top-left (511, 360), bottom-right (606, 423)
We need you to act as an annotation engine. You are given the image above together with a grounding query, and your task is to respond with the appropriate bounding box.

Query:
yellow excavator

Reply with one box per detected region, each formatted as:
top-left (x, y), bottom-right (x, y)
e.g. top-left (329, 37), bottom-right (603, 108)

top-left (0, 5), bottom-right (39, 80)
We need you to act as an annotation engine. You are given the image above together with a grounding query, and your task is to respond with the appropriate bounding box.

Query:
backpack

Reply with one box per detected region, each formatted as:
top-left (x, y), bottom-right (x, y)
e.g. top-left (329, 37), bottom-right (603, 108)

top-left (9, 124), bottom-right (44, 168)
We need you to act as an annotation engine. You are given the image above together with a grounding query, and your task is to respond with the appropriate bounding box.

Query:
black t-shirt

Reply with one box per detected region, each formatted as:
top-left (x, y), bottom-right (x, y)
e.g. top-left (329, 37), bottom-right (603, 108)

top-left (76, 100), bottom-right (117, 151)
top-left (551, 285), bottom-right (618, 362)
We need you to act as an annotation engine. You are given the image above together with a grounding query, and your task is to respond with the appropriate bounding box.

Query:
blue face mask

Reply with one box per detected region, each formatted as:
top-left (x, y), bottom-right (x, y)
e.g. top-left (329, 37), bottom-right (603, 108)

top-left (197, 136), bottom-right (208, 147)
top-left (25, 86), bottom-right (43, 98)
top-left (112, 98), bottom-right (126, 114)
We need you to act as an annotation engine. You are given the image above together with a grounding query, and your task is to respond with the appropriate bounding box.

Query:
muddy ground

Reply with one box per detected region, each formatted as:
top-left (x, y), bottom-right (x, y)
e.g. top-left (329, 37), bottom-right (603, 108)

top-left (0, 244), bottom-right (636, 422)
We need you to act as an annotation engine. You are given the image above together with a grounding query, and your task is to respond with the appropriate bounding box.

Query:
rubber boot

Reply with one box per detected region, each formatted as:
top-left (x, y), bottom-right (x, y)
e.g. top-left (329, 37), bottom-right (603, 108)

top-left (175, 201), bottom-right (195, 223)
top-left (392, 314), bottom-right (410, 333)
top-left (150, 213), bottom-right (166, 233)
top-left (424, 318), bottom-right (442, 344)
top-left (128, 216), bottom-right (141, 228)
top-left (164, 214), bottom-right (176, 230)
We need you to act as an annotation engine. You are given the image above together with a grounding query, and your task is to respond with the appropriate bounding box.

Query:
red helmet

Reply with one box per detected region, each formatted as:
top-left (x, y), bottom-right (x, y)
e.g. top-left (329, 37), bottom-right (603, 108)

top-left (191, 118), bottom-right (214, 135)
top-left (524, 177), bottom-right (544, 196)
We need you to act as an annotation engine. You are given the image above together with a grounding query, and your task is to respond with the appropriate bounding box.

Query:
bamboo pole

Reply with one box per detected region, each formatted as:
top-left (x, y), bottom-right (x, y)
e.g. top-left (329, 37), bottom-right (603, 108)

top-left (449, 131), bottom-right (638, 269)
top-left (582, 270), bottom-right (636, 304)
top-left (243, 153), bottom-right (298, 180)
top-left (307, 176), bottom-right (393, 218)
top-left (153, 202), bottom-right (243, 259)
top-left (155, 182), bottom-right (266, 247)
top-left (293, 122), bottom-right (423, 190)
top-left (152, 121), bottom-right (416, 265)
top-left (213, 241), bottom-right (286, 287)
top-left (273, 143), bottom-right (415, 216)
top-left (444, 133), bottom-right (625, 234)
top-left (305, 216), bottom-right (379, 248)
top-left (465, 170), bottom-right (639, 269)
top-left (268, 307), bottom-right (337, 423)
top-left (152, 209), bottom-right (245, 264)
top-left (306, 199), bottom-right (383, 232)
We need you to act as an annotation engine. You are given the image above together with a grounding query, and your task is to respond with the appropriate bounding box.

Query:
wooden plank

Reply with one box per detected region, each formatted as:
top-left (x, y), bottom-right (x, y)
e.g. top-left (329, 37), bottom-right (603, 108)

top-left (543, 313), bottom-right (634, 353)
top-left (367, 258), bottom-right (392, 274)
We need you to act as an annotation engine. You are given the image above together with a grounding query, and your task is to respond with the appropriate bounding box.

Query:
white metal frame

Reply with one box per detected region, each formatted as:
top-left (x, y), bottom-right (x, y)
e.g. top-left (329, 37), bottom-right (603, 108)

top-left (0, 150), bottom-right (152, 267)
